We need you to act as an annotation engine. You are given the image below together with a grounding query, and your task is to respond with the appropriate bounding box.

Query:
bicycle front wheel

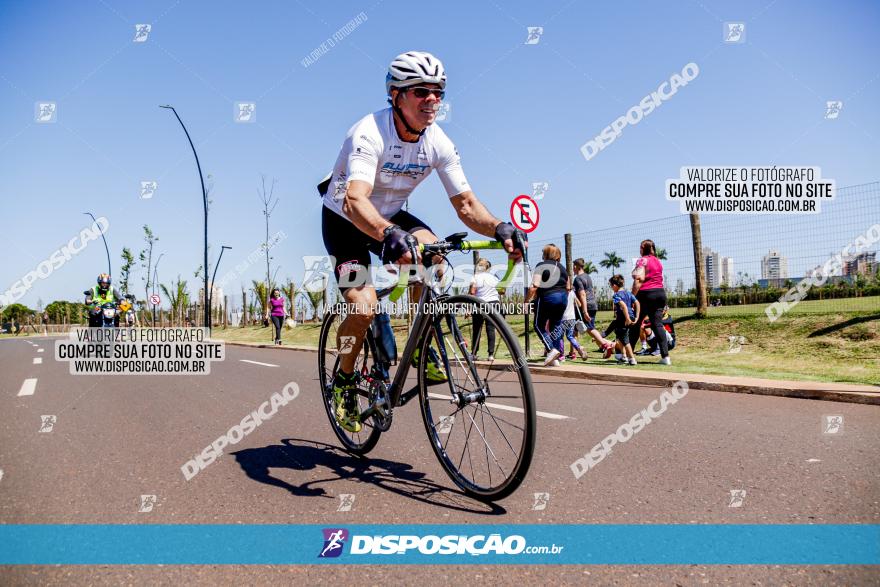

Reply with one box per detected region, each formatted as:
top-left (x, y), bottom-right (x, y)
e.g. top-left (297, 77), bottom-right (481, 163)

top-left (417, 294), bottom-right (536, 501)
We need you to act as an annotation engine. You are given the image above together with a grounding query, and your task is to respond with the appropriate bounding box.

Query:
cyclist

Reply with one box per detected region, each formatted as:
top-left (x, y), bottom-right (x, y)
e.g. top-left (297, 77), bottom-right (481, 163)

top-left (84, 274), bottom-right (122, 327)
top-left (321, 51), bottom-right (524, 432)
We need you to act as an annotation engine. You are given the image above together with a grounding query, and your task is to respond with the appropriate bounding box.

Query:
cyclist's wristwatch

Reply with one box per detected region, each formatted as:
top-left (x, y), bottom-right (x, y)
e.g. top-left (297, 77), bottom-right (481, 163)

top-left (382, 224), bottom-right (401, 240)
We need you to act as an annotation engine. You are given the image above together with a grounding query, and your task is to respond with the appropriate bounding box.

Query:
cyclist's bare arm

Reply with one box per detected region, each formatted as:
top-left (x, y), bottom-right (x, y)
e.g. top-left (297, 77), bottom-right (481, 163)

top-left (342, 180), bottom-right (390, 242)
top-left (450, 190), bottom-right (500, 238)
top-left (450, 191), bottom-right (524, 262)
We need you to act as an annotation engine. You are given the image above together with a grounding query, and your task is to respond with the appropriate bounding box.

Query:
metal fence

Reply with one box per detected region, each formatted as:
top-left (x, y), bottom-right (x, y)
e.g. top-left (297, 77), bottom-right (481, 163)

top-left (505, 181), bottom-right (880, 314)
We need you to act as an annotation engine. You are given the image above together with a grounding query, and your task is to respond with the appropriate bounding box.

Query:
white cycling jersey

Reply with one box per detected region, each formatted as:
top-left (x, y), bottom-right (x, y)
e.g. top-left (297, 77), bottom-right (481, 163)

top-left (322, 107), bottom-right (471, 220)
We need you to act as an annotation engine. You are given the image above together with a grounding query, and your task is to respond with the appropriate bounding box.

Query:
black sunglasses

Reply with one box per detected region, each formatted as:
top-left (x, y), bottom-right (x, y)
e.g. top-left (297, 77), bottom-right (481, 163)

top-left (407, 86), bottom-right (445, 99)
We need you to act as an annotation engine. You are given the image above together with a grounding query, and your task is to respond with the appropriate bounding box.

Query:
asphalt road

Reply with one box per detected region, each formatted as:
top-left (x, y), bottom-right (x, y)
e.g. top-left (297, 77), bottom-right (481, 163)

top-left (1, 336), bottom-right (878, 585)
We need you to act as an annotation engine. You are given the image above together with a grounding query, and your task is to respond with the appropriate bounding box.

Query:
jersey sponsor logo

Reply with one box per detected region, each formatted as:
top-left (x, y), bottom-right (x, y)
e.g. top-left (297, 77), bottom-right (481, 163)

top-left (380, 162), bottom-right (429, 179)
top-left (337, 260), bottom-right (364, 276)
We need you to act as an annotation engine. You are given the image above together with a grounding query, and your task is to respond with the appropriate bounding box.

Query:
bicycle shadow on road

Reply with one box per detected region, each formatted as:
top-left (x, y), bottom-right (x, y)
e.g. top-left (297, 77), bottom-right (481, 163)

top-left (230, 438), bottom-right (506, 515)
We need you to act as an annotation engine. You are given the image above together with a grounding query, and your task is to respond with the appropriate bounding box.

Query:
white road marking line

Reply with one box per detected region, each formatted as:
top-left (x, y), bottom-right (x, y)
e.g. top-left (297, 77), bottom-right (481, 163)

top-left (33, 358), bottom-right (43, 364)
top-left (427, 392), bottom-right (569, 420)
top-left (18, 378), bottom-right (37, 397)
top-left (37, 348), bottom-right (44, 353)
top-left (239, 359), bottom-right (279, 368)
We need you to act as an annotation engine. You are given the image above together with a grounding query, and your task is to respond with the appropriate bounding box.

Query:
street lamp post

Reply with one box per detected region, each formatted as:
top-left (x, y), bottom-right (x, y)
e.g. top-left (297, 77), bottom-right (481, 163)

top-left (210, 245), bottom-right (231, 327)
top-left (160, 105), bottom-right (210, 331)
top-left (83, 211), bottom-right (111, 277)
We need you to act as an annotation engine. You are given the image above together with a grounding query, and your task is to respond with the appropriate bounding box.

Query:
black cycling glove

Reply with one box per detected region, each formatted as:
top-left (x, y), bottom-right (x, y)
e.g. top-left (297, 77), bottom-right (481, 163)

top-left (494, 222), bottom-right (527, 254)
top-left (380, 225), bottom-right (417, 265)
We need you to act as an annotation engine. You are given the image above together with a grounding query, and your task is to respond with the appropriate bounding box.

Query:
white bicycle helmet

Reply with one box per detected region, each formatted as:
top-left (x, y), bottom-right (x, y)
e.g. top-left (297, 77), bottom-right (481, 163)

top-left (386, 51), bottom-right (447, 95)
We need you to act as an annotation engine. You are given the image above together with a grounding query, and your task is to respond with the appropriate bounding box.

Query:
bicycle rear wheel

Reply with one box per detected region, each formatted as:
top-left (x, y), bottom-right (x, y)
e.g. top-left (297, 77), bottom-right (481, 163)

top-left (317, 309), bottom-right (382, 455)
top-left (417, 294), bottom-right (536, 501)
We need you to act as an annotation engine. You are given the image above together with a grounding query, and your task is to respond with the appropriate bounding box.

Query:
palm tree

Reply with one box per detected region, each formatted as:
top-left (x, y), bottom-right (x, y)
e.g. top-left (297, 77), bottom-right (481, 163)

top-left (655, 247), bottom-right (668, 260)
top-left (306, 290), bottom-right (324, 321)
top-left (581, 261), bottom-right (599, 275)
top-left (251, 280), bottom-right (268, 319)
top-left (599, 251), bottom-right (624, 272)
top-left (160, 276), bottom-right (189, 326)
top-left (281, 279), bottom-right (297, 323)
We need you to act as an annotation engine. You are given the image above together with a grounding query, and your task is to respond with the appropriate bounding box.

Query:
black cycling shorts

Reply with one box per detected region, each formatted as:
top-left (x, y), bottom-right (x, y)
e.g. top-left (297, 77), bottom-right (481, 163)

top-left (321, 205), bottom-right (434, 291)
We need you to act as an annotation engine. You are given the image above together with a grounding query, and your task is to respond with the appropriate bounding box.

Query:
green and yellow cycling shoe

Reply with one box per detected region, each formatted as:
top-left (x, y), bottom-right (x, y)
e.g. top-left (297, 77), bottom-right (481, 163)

top-left (412, 347), bottom-right (449, 384)
top-left (332, 371), bottom-right (362, 433)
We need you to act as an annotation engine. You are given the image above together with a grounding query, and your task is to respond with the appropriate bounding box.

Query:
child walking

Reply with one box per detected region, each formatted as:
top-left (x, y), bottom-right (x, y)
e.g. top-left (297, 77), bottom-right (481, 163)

top-left (609, 274), bottom-right (639, 365)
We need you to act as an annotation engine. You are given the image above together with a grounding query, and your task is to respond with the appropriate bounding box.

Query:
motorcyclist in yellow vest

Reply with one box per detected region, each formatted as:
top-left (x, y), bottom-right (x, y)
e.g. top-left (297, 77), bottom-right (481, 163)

top-left (85, 273), bottom-right (122, 326)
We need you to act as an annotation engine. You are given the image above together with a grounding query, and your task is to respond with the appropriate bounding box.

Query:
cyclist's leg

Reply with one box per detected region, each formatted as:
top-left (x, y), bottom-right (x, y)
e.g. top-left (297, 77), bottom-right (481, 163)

top-left (321, 205), bottom-right (377, 374)
top-left (337, 285), bottom-right (378, 374)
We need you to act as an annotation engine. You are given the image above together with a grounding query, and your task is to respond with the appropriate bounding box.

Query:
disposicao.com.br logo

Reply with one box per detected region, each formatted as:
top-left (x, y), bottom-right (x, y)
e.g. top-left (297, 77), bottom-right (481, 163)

top-left (319, 529), bottom-right (563, 558)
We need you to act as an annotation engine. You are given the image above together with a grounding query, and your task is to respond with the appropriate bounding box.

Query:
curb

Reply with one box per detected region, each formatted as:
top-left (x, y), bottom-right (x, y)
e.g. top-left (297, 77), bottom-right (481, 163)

top-left (218, 340), bottom-right (880, 406)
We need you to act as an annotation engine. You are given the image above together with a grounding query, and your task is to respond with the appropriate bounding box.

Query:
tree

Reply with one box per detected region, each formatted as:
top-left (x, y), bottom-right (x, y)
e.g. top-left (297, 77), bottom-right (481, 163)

top-left (251, 280), bottom-right (269, 320)
top-left (120, 248), bottom-right (135, 296)
top-left (138, 225), bottom-right (158, 316)
top-left (688, 213), bottom-right (708, 317)
top-left (306, 290), bottom-right (324, 321)
top-left (581, 261), bottom-right (599, 275)
top-left (655, 247), bottom-right (668, 260)
top-left (45, 300), bottom-right (88, 324)
top-left (0, 303), bottom-right (34, 323)
top-left (258, 174), bottom-right (279, 313)
top-left (160, 276), bottom-right (190, 326)
top-left (281, 278), bottom-right (297, 322)
top-left (599, 251), bottom-right (624, 272)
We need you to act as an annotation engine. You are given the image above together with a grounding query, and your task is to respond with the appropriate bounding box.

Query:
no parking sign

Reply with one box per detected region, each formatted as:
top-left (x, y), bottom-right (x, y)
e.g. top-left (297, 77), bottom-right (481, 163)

top-left (510, 195), bottom-right (539, 233)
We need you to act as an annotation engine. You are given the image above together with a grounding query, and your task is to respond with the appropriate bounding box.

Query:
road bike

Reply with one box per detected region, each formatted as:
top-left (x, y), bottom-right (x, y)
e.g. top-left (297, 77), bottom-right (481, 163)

top-left (318, 232), bottom-right (535, 501)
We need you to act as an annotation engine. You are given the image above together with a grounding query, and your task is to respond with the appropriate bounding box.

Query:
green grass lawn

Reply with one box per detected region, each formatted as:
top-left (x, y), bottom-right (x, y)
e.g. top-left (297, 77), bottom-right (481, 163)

top-left (213, 299), bottom-right (880, 386)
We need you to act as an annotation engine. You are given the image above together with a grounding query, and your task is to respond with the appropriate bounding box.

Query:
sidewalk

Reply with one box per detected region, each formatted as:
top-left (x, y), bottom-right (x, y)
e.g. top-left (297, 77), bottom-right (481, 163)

top-left (219, 340), bottom-right (880, 406)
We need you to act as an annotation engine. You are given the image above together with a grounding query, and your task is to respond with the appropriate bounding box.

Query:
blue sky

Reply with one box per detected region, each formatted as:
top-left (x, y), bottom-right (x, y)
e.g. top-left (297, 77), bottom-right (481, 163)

top-left (1, 0), bottom-right (878, 308)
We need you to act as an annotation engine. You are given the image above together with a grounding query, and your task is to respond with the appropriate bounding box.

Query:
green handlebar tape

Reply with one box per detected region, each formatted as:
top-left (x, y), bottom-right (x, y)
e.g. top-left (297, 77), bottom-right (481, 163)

top-left (389, 270), bottom-right (408, 302)
top-left (388, 241), bottom-right (515, 301)
top-left (459, 240), bottom-right (503, 251)
top-left (497, 259), bottom-right (517, 290)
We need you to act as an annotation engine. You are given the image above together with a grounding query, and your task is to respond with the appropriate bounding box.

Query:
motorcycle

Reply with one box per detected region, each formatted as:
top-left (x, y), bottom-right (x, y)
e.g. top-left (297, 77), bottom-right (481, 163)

top-left (118, 295), bottom-right (137, 327)
top-left (84, 290), bottom-right (120, 328)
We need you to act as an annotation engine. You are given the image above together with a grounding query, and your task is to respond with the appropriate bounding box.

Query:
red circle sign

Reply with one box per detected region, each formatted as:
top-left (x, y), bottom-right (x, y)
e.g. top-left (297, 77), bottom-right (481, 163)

top-left (509, 195), bottom-right (540, 233)
top-left (149, 294), bottom-right (161, 306)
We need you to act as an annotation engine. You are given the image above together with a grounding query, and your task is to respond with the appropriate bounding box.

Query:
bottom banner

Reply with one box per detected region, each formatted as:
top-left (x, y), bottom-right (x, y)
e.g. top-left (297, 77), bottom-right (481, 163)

top-left (0, 525), bottom-right (877, 564)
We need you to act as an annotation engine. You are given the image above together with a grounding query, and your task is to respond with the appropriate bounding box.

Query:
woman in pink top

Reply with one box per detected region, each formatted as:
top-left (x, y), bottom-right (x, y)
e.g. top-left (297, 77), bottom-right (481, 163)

top-left (267, 288), bottom-right (287, 345)
top-left (631, 239), bottom-right (671, 365)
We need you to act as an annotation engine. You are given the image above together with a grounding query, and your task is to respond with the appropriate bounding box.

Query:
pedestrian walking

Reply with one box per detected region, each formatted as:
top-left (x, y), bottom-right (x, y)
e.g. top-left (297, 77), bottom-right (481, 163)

top-left (267, 288), bottom-right (286, 345)
top-left (572, 258), bottom-right (614, 358)
top-left (631, 239), bottom-right (671, 365)
top-left (525, 244), bottom-right (569, 366)
top-left (469, 258), bottom-right (502, 360)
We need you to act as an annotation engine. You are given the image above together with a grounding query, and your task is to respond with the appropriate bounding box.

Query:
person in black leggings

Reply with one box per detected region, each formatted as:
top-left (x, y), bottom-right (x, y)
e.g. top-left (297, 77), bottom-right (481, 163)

top-left (525, 244), bottom-right (569, 366)
top-left (630, 239), bottom-right (671, 365)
